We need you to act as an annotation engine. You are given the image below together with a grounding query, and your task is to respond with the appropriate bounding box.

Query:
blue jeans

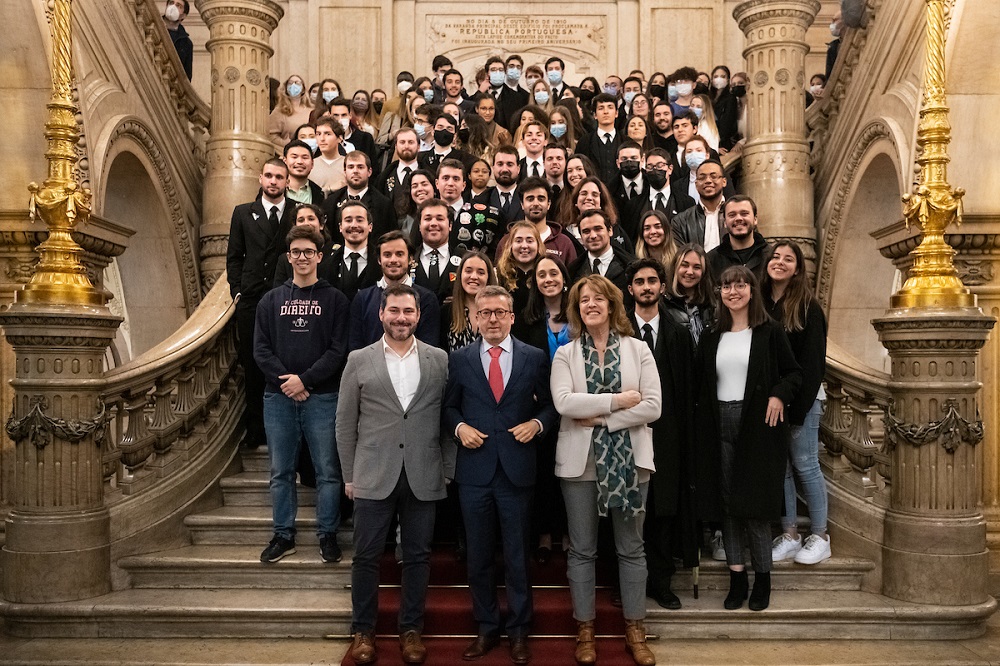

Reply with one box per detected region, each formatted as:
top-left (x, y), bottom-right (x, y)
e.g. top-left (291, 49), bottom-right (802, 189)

top-left (263, 391), bottom-right (342, 540)
top-left (782, 399), bottom-right (828, 534)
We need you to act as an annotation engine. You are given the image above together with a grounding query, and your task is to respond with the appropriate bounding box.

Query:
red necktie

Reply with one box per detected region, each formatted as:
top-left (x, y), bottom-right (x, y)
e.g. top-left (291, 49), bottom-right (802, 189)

top-left (488, 347), bottom-right (504, 403)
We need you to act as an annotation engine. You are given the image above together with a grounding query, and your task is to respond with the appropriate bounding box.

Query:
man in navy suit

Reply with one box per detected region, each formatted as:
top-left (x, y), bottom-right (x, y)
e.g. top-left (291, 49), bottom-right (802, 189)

top-left (443, 285), bottom-right (558, 664)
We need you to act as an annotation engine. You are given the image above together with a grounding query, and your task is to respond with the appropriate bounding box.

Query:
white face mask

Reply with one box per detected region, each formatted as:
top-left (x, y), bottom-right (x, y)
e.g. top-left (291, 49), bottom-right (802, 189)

top-left (830, 22), bottom-right (841, 37)
top-left (713, 77), bottom-right (728, 90)
top-left (397, 80), bottom-right (412, 94)
top-left (164, 4), bottom-right (180, 21)
top-left (809, 84), bottom-right (824, 97)
top-left (339, 118), bottom-right (350, 132)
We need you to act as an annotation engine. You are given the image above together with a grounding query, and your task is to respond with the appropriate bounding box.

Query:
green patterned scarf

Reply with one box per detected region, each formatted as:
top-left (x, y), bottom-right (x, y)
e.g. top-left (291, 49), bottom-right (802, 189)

top-left (582, 332), bottom-right (643, 519)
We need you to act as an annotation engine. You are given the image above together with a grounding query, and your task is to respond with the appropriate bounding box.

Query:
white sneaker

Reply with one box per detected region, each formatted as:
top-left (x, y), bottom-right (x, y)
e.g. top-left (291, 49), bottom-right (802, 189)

top-left (794, 534), bottom-right (832, 565)
top-left (711, 530), bottom-right (726, 561)
top-left (771, 533), bottom-right (802, 561)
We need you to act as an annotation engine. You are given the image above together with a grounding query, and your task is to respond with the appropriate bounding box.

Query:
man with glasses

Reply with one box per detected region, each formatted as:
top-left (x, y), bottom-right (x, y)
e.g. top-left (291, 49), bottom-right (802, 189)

top-left (444, 285), bottom-right (557, 664)
top-left (670, 159), bottom-right (729, 251)
top-left (621, 148), bottom-right (696, 241)
top-left (254, 225), bottom-right (350, 564)
top-left (707, 194), bottom-right (771, 281)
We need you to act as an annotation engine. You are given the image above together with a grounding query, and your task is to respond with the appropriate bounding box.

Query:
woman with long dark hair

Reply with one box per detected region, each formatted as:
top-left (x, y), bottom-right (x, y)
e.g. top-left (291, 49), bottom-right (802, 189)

top-left (393, 168), bottom-right (437, 236)
top-left (762, 241), bottom-right (831, 566)
top-left (443, 252), bottom-right (498, 353)
top-left (693, 266), bottom-right (801, 612)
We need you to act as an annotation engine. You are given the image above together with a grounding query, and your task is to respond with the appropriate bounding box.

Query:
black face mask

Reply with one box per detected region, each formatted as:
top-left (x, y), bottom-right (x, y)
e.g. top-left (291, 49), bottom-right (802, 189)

top-left (731, 85), bottom-right (746, 98)
top-left (619, 160), bottom-right (641, 179)
top-left (457, 127), bottom-right (470, 143)
top-left (646, 168), bottom-right (668, 190)
top-left (578, 88), bottom-right (596, 103)
top-left (434, 129), bottom-right (455, 147)
top-left (373, 100), bottom-right (384, 114)
top-left (694, 82), bottom-right (711, 96)
top-left (648, 84), bottom-right (665, 99)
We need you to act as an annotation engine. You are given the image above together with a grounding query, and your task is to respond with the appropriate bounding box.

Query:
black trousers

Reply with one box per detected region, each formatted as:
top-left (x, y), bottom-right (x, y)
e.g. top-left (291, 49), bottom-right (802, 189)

top-left (236, 302), bottom-right (266, 446)
top-left (643, 483), bottom-right (676, 591)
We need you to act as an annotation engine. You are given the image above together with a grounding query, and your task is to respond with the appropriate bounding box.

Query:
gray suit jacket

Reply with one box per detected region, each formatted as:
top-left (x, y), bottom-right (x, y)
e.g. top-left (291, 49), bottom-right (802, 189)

top-left (337, 339), bottom-right (453, 502)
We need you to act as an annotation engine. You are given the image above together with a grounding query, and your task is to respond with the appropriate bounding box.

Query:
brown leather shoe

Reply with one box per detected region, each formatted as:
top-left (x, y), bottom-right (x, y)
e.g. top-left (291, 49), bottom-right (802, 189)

top-left (574, 620), bottom-right (596, 665)
top-left (462, 633), bottom-right (500, 660)
top-left (625, 620), bottom-right (656, 666)
top-left (350, 631), bottom-right (376, 665)
top-left (399, 629), bottom-right (427, 664)
top-left (509, 635), bottom-right (531, 664)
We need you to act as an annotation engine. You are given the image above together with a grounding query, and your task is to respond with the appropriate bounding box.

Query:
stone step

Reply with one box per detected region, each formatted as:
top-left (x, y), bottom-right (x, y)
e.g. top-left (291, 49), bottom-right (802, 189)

top-left (240, 449), bottom-right (270, 473)
top-left (185, 506), bottom-right (353, 546)
top-left (220, 472), bottom-right (316, 507)
top-left (120, 545), bottom-right (872, 592)
top-left (2, 587), bottom-right (992, 641)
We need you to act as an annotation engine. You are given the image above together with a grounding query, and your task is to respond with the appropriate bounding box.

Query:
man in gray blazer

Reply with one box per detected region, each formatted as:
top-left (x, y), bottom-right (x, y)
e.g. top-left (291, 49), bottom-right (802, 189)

top-left (337, 283), bottom-right (453, 666)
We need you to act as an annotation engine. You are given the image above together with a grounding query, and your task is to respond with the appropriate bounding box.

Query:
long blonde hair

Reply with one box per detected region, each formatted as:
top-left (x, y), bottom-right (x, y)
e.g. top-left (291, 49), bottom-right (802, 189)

top-left (634, 210), bottom-right (678, 273)
top-left (496, 221), bottom-right (543, 291)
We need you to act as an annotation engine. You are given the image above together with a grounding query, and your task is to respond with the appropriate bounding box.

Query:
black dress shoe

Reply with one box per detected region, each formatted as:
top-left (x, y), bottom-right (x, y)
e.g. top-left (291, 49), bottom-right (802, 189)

top-left (534, 546), bottom-right (551, 564)
top-left (509, 635), bottom-right (530, 664)
top-left (652, 587), bottom-right (682, 610)
top-left (462, 634), bottom-right (500, 660)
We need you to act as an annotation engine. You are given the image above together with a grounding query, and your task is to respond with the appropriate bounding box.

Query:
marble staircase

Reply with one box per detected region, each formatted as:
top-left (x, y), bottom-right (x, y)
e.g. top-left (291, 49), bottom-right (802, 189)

top-left (1, 449), bottom-right (993, 645)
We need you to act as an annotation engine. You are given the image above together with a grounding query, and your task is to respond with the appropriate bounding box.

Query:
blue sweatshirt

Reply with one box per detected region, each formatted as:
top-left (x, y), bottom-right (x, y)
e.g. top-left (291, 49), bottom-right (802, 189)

top-left (253, 279), bottom-right (349, 394)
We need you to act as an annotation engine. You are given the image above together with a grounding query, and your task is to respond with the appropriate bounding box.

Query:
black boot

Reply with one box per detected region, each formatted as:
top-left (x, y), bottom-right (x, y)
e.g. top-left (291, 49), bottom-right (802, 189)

top-left (749, 571), bottom-right (771, 611)
top-left (724, 569), bottom-right (749, 610)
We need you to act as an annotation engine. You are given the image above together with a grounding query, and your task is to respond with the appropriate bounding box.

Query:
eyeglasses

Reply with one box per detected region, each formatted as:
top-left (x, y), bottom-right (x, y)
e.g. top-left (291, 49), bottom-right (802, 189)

top-left (477, 309), bottom-right (511, 320)
top-left (289, 248), bottom-right (318, 259)
top-left (720, 281), bottom-right (749, 293)
top-left (696, 173), bottom-right (724, 182)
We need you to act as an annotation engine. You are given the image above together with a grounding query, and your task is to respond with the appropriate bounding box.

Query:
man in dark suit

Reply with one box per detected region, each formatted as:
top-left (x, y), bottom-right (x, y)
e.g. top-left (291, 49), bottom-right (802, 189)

top-left (226, 158), bottom-right (296, 449)
top-left (372, 128), bottom-right (420, 199)
top-left (329, 97), bottom-right (378, 166)
top-left (568, 209), bottom-right (636, 292)
top-left (651, 101), bottom-right (680, 172)
top-left (544, 56), bottom-right (567, 101)
top-left (417, 114), bottom-right (478, 175)
top-left (349, 230), bottom-right (440, 351)
top-left (517, 122), bottom-right (547, 182)
top-left (411, 198), bottom-right (460, 303)
top-left (488, 56), bottom-right (529, 131)
top-left (620, 148), bottom-right (696, 241)
top-left (322, 151), bottom-right (396, 246)
top-left (488, 146), bottom-right (523, 229)
top-left (443, 285), bottom-right (558, 664)
top-left (626, 258), bottom-right (697, 611)
top-left (607, 140), bottom-right (645, 220)
top-left (283, 140), bottom-right (325, 206)
top-left (574, 93), bottom-right (623, 186)
top-left (327, 201), bottom-right (379, 300)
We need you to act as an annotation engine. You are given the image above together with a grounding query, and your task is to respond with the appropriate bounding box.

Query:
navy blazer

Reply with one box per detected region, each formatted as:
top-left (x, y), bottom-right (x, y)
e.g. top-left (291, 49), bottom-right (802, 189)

top-left (348, 283), bottom-right (441, 351)
top-left (444, 337), bottom-right (558, 488)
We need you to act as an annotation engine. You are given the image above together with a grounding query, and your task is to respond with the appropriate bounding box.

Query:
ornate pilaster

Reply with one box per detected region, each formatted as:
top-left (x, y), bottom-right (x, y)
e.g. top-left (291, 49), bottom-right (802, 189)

top-left (871, 0), bottom-right (995, 606)
top-left (195, 0), bottom-right (283, 290)
top-left (0, 0), bottom-right (123, 602)
top-left (733, 0), bottom-right (822, 270)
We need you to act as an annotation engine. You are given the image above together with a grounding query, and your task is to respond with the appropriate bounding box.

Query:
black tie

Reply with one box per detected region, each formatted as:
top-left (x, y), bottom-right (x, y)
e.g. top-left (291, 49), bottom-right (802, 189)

top-left (531, 162), bottom-right (541, 177)
top-left (592, 257), bottom-right (601, 275)
top-left (343, 251), bottom-right (360, 292)
top-left (348, 194), bottom-right (360, 201)
top-left (428, 249), bottom-right (440, 287)
top-left (603, 132), bottom-right (611, 145)
top-left (641, 323), bottom-right (655, 353)
top-left (552, 185), bottom-right (561, 201)
top-left (402, 166), bottom-right (412, 181)
top-left (501, 192), bottom-right (510, 212)
top-left (268, 206), bottom-right (279, 227)
top-left (655, 193), bottom-right (666, 212)
top-left (629, 182), bottom-right (638, 199)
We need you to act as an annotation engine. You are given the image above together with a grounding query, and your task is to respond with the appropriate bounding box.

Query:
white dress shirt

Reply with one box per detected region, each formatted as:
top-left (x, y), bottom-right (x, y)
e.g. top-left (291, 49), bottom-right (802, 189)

top-left (480, 335), bottom-right (513, 389)
top-left (343, 244), bottom-right (368, 274)
top-left (377, 274), bottom-right (414, 289)
top-left (421, 243), bottom-right (451, 276)
top-left (263, 197), bottom-right (286, 221)
top-left (622, 174), bottom-right (644, 199)
top-left (588, 245), bottom-right (615, 276)
top-left (346, 186), bottom-right (369, 200)
top-left (524, 157), bottom-right (544, 178)
top-left (634, 312), bottom-right (660, 347)
top-left (396, 160), bottom-right (418, 184)
top-left (703, 200), bottom-right (724, 253)
top-left (382, 336), bottom-right (420, 411)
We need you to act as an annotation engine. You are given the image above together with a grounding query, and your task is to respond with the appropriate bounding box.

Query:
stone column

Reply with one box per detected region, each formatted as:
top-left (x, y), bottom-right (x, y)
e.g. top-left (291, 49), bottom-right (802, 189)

top-left (873, 310), bottom-right (993, 605)
top-left (195, 0), bottom-right (283, 290)
top-left (733, 0), bottom-right (822, 273)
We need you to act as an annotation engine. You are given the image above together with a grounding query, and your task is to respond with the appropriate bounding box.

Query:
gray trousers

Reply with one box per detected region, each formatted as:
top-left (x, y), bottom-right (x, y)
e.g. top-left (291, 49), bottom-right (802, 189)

top-left (719, 401), bottom-right (773, 573)
top-left (562, 479), bottom-right (649, 621)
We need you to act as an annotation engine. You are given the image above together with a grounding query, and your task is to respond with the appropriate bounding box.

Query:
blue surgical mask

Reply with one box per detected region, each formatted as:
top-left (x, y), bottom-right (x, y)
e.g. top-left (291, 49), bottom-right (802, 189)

top-left (302, 137), bottom-right (318, 152)
top-left (489, 71), bottom-right (505, 87)
top-left (685, 152), bottom-right (707, 170)
top-left (547, 70), bottom-right (563, 86)
top-left (286, 83), bottom-right (303, 98)
top-left (322, 90), bottom-right (337, 103)
top-left (550, 123), bottom-right (567, 138)
top-left (623, 91), bottom-right (637, 105)
top-left (422, 89), bottom-right (435, 102)
top-left (667, 85), bottom-right (679, 101)
top-left (414, 122), bottom-right (426, 139)
top-left (534, 91), bottom-right (550, 105)
top-left (507, 67), bottom-right (521, 82)
top-left (604, 84), bottom-right (619, 96)
top-left (692, 107), bottom-right (703, 119)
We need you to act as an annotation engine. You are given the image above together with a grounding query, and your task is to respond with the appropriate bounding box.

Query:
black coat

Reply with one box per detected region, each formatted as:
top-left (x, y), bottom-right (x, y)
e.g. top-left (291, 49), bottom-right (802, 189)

top-left (341, 129), bottom-right (378, 166)
top-left (494, 85), bottom-right (530, 131)
top-left (372, 160), bottom-right (417, 199)
top-left (321, 187), bottom-right (397, 247)
top-left (621, 183), bottom-right (696, 243)
top-left (765, 298), bottom-right (827, 425)
top-left (226, 198), bottom-right (296, 304)
top-left (413, 246), bottom-right (461, 304)
top-left (706, 231), bottom-right (770, 283)
top-left (567, 244), bottom-right (636, 293)
top-left (417, 147), bottom-right (479, 175)
top-left (693, 319), bottom-right (802, 521)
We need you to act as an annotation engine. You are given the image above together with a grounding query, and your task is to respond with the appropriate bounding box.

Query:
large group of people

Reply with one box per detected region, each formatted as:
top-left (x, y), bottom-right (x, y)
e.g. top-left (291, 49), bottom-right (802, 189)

top-left (226, 47), bottom-right (832, 666)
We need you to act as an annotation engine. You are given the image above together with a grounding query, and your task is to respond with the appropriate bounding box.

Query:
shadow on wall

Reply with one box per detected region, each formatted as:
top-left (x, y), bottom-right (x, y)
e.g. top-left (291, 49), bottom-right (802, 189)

top-left (827, 151), bottom-right (901, 373)
top-left (102, 151), bottom-right (189, 362)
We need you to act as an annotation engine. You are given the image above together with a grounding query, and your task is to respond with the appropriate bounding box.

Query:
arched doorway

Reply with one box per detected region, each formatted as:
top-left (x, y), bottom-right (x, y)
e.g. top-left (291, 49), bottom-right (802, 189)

top-left (826, 151), bottom-right (903, 371)
top-left (102, 151), bottom-right (188, 361)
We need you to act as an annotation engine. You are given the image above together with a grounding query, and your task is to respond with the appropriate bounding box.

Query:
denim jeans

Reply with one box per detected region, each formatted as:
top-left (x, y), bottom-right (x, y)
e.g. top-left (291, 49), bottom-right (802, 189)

top-left (263, 391), bottom-right (342, 540)
top-left (562, 479), bottom-right (649, 621)
top-left (783, 399), bottom-right (828, 533)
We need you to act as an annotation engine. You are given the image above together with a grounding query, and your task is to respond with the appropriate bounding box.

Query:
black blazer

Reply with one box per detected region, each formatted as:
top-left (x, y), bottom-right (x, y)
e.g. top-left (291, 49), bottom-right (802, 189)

top-left (417, 147), bottom-right (479, 175)
top-left (517, 157), bottom-right (546, 182)
top-left (495, 85), bottom-right (530, 131)
top-left (413, 246), bottom-right (461, 303)
top-left (324, 245), bottom-right (380, 301)
top-left (487, 186), bottom-right (524, 229)
top-left (693, 319), bottom-right (802, 521)
top-left (226, 198), bottom-right (295, 304)
top-left (341, 129), bottom-right (378, 165)
top-left (575, 129), bottom-right (622, 186)
top-left (568, 244), bottom-right (636, 293)
top-left (372, 160), bottom-right (417, 199)
top-left (621, 183), bottom-right (697, 242)
top-left (321, 187), bottom-right (397, 247)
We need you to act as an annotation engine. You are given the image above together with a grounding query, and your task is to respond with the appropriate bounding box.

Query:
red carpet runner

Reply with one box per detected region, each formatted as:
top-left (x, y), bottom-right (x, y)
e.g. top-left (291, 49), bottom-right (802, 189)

top-left (341, 548), bottom-right (639, 665)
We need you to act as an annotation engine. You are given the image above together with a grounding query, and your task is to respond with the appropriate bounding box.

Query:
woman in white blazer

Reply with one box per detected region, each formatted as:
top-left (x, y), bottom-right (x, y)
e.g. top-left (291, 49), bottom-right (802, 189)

top-left (550, 274), bottom-right (661, 666)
